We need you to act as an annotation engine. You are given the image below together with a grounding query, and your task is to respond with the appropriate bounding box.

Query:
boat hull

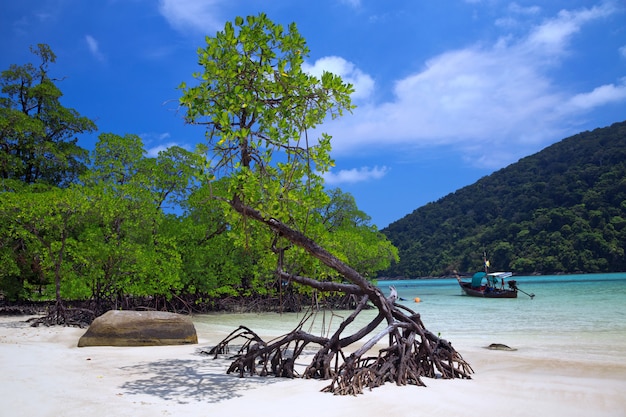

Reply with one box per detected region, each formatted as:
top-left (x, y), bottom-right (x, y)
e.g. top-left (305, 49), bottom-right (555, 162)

top-left (458, 282), bottom-right (517, 298)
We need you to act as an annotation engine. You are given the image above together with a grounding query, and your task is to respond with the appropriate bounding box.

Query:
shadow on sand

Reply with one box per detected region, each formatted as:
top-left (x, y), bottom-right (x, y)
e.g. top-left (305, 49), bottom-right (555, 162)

top-left (119, 352), bottom-right (283, 404)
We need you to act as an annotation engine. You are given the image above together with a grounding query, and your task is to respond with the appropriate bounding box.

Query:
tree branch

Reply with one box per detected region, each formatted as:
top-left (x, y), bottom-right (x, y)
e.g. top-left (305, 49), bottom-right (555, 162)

top-left (277, 270), bottom-right (364, 296)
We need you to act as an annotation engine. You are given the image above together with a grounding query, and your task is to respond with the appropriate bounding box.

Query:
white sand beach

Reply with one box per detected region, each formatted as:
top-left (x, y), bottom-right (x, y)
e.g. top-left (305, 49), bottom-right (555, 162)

top-left (1, 314), bottom-right (625, 417)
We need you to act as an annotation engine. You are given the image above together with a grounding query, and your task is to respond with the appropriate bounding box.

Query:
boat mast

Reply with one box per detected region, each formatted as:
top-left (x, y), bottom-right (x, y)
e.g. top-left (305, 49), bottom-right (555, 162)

top-left (483, 251), bottom-right (490, 273)
top-left (483, 251), bottom-right (492, 288)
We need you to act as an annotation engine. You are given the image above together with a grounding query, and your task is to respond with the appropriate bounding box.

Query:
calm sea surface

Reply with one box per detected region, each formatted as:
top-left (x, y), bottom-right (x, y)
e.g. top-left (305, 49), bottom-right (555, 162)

top-left (379, 272), bottom-right (626, 362)
top-left (195, 273), bottom-right (626, 363)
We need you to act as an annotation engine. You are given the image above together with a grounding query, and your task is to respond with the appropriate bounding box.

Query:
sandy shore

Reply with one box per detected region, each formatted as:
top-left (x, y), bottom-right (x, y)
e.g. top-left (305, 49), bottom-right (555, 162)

top-left (1, 314), bottom-right (625, 417)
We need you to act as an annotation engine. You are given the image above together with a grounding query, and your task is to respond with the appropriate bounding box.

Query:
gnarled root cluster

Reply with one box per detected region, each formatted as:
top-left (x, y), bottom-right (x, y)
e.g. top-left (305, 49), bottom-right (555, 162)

top-left (205, 313), bottom-right (327, 379)
top-left (29, 302), bottom-right (95, 327)
top-left (322, 316), bottom-right (473, 395)
top-left (206, 298), bottom-right (473, 395)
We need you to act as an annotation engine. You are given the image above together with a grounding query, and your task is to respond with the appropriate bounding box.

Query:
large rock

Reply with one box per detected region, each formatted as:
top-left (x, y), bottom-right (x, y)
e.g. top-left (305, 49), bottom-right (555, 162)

top-left (78, 310), bottom-right (198, 347)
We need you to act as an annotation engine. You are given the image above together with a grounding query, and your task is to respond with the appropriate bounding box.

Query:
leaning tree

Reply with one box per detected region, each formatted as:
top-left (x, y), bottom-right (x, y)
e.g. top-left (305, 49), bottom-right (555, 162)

top-left (179, 13), bottom-right (472, 395)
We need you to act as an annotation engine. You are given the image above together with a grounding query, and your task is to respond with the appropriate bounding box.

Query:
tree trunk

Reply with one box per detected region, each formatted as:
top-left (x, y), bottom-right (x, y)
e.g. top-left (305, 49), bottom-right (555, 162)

top-left (207, 197), bottom-right (473, 394)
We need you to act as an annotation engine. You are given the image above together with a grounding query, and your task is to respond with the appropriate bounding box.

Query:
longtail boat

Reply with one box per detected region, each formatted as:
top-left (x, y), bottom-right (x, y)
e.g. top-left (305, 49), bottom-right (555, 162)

top-left (456, 271), bottom-right (518, 298)
top-left (455, 254), bottom-right (534, 299)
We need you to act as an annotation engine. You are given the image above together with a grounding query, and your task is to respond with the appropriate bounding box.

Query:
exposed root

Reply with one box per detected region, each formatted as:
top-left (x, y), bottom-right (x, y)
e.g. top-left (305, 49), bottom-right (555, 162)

top-left (206, 301), bottom-right (473, 395)
top-left (29, 303), bottom-right (95, 328)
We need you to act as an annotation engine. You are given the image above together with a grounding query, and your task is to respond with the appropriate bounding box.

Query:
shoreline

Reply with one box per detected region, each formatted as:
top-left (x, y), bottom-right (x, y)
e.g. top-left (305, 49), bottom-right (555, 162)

top-left (1, 314), bottom-right (625, 417)
top-left (377, 271), bottom-right (626, 280)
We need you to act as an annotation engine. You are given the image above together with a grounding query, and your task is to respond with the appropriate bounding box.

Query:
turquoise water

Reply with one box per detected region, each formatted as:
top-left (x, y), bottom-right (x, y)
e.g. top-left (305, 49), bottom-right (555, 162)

top-left (195, 273), bottom-right (626, 363)
top-left (378, 273), bottom-right (626, 361)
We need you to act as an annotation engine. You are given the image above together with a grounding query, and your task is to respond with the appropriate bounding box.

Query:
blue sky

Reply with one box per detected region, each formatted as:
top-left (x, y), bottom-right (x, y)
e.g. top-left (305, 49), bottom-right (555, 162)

top-left (2, 1), bottom-right (625, 228)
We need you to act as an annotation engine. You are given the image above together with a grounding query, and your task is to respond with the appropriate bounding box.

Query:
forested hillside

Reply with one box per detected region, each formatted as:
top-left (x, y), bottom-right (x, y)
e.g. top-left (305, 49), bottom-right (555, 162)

top-left (381, 121), bottom-right (626, 277)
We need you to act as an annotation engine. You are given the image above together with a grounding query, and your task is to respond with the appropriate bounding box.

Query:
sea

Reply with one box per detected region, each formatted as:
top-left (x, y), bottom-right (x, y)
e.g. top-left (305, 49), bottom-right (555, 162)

top-left (195, 273), bottom-right (626, 364)
top-left (379, 272), bottom-right (626, 362)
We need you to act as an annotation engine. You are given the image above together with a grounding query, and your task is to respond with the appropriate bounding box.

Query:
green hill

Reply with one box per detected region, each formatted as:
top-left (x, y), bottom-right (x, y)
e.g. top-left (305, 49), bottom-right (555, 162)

top-left (380, 121), bottom-right (626, 277)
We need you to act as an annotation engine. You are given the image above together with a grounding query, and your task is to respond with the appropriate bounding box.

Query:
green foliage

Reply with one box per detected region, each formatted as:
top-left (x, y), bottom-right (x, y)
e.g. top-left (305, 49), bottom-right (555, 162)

top-left (0, 240), bottom-right (26, 301)
top-left (169, 181), bottom-right (254, 297)
top-left (382, 121), bottom-right (626, 277)
top-left (0, 186), bottom-right (88, 302)
top-left (318, 189), bottom-right (398, 278)
top-left (0, 34), bottom-right (395, 306)
top-left (0, 44), bottom-right (96, 188)
top-left (179, 13), bottom-right (353, 217)
top-left (178, 13), bottom-right (362, 294)
top-left (75, 133), bottom-right (195, 305)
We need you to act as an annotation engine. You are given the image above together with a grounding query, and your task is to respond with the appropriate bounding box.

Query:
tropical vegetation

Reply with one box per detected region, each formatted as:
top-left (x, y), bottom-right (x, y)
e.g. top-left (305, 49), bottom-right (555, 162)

top-left (0, 37), bottom-right (397, 313)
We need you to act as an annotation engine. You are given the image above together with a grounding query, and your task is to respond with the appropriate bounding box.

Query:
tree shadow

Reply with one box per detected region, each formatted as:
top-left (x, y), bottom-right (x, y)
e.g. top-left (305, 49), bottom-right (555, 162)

top-left (119, 351), bottom-right (283, 404)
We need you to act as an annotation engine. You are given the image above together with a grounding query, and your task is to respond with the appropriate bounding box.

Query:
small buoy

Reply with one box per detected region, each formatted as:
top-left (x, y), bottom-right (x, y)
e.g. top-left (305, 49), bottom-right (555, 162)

top-left (414, 297), bottom-right (421, 303)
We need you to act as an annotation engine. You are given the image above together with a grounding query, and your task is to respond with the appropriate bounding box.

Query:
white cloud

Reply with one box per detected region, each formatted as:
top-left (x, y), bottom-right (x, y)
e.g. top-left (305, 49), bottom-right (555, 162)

top-left (140, 132), bottom-right (171, 142)
top-left (524, 3), bottom-right (614, 56)
top-left (496, 2), bottom-right (541, 27)
top-left (322, 3), bottom-right (623, 167)
top-left (146, 142), bottom-right (187, 158)
top-left (321, 166), bottom-right (388, 185)
top-left (141, 132), bottom-right (184, 158)
top-left (620, 45), bottom-right (626, 59)
top-left (158, 0), bottom-right (224, 34)
top-left (566, 78), bottom-right (626, 110)
top-left (85, 35), bottom-right (105, 62)
top-left (157, 132), bottom-right (172, 141)
top-left (303, 56), bottom-right (375, 101)
top-left (509, 3), bottom-right (541, 15)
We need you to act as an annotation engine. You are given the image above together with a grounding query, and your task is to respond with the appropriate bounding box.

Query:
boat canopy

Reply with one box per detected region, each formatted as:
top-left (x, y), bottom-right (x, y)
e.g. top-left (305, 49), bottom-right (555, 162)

top-left (471, 272), bottom-right (486, 287)
top-left (487, 272), bottom-right (513, 279)
top-left (471, 271), bottom-right (512, 287)
top-left (487, 272), bottom-right (513, 286)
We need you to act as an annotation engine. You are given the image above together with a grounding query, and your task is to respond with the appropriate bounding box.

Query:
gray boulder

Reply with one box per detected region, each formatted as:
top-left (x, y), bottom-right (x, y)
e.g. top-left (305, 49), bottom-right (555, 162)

top-left (78, 310), bottom-right (198, 347)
